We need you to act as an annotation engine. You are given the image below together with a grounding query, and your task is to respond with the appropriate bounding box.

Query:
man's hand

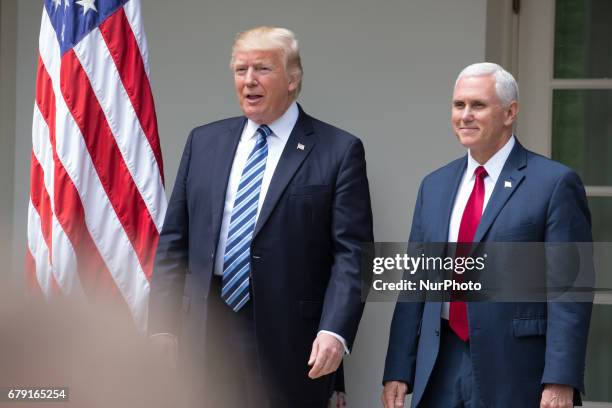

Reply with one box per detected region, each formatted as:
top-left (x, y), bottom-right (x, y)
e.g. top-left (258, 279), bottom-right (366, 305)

top-left (381, 381), bottom-right (408, 408)
top-left (540, 384), bottom-right (574, 408)
top-left (307, 332), bottom-right (344, 379)
top-left (149, 333), bottom-right (178, 369)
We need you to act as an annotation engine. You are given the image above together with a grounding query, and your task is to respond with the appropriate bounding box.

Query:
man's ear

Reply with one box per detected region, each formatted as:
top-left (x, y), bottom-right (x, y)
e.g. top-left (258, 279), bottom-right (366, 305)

top-left (288, 73), bottom-right (299, 93)
top-left (504, 101), bottom-right (519, 127)
top-left (289, 69), bottom-right (300, 92)
top-left (288, 82), bottom-right (298, 93)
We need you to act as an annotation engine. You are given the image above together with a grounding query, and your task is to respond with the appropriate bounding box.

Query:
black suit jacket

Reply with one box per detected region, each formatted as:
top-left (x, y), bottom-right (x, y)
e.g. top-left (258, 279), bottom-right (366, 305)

top-left (149, 106), bottom-right (374, 401)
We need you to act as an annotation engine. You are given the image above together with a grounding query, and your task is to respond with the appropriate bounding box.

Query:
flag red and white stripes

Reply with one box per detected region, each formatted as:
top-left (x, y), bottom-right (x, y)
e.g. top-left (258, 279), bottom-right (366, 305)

top-left (27, 0), bottom-right (166, 332)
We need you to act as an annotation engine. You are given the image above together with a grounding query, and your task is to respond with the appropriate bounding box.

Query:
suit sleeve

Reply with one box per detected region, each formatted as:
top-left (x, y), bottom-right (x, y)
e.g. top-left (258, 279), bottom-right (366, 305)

top-left (317, 139), bottom-right (374, 351)
top-left (541, 170), bottom-right (593, 394)
top-left (148, 130), bottom-right (194, 335)
top-left (382, 180), bottom-right (426, 390)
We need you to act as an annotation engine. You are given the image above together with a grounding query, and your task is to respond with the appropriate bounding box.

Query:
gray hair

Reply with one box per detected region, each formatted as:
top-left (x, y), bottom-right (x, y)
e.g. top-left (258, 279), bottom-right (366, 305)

top-left (455, 62), bottom-right (518, 106)
top-left (230, 26), bottom-right (303, 98)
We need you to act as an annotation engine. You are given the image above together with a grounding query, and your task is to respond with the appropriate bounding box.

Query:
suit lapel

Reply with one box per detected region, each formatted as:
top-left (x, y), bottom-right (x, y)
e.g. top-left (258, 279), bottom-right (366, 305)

top-left (436, 158), bottom-right (468, 242)
top-left (253, 108), bottom-right (315, 239)
top-left (473, 141), bottom-right (527, 242)
top-left (211, 118), bottom-right (246, 246)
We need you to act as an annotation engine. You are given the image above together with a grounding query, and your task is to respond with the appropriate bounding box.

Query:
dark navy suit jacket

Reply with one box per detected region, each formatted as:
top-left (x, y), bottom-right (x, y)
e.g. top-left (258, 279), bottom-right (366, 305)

top-left (383, 141), bottom-right (592, 407)
top-left (149, 106), bottom-right (373, 401)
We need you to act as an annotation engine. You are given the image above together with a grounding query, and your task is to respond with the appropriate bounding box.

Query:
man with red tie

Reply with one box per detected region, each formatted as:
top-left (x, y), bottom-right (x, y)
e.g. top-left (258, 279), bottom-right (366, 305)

top-left (382, 63), bottom-right (592, 408)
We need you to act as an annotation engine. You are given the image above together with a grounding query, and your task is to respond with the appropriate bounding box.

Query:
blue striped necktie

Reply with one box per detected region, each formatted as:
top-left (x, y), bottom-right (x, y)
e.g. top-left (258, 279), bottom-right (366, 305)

top-left (221, 124), bottom-right (272, 311)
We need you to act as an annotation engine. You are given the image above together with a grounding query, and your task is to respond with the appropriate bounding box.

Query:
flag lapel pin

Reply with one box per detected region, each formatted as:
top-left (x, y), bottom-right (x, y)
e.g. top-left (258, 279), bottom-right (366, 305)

top-left (297, 143), bottom-right (305, 151)
top-left (504, 180), bottom-right (512, 188)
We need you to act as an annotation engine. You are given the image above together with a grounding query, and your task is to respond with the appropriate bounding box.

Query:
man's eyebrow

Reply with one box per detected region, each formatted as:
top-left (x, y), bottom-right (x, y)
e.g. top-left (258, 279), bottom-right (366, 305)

top-left (452, 98), bottom-right (487, 104)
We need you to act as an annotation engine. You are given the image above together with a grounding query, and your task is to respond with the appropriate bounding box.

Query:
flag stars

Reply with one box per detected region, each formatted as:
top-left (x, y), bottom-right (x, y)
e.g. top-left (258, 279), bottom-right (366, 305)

top-left (52, 0), bottom-right (62, 10)
top-left (76, 0), bottom-right (97, 15)
top-left (64, 0), bottom-right (70, 10)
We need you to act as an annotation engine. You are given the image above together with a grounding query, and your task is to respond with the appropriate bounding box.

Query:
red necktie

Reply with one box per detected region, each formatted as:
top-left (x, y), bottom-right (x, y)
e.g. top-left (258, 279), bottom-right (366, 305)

top-left (449, 165), bottom-right (487, 341)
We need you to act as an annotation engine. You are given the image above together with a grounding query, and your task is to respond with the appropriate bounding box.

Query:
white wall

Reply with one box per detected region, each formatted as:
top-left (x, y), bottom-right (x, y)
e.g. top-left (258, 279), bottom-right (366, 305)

top-left (10, 0), bottom-right (486, 406)
top-left (1, 0), bottom-right (17, 289)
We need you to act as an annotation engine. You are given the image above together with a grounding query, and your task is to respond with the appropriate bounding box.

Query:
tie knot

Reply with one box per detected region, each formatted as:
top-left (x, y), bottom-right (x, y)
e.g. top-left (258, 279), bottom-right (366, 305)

top-left (474, 166), bottom-right (487, 179)
top-left (256, 125), bottom-right (272, 140)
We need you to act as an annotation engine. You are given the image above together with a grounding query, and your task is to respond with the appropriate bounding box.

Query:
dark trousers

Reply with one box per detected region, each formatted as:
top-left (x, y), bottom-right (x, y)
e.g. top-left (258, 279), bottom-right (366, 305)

top-left (418, 320), bottom-right (485, 408)
top-left (204, 277), bottom-right (327, 408)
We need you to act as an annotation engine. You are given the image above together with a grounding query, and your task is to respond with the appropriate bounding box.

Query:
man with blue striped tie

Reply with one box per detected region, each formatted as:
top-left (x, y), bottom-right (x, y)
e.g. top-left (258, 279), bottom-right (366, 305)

top-left (149, 26), bottom-right (373, 407)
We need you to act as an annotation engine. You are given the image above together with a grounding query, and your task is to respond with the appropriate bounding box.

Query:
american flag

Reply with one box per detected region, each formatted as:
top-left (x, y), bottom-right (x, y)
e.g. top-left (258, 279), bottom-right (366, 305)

top-left (26, 0), bottom-right (166, 332)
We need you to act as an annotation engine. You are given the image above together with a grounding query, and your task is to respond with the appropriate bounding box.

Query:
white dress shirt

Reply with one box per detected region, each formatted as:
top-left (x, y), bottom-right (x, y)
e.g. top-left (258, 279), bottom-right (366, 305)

top-left (441, 135), bottom-right (516, 319)
top-left (213, 102), bottom-right (298, 276)
top-left (212, 101), bottom-right (348, 352)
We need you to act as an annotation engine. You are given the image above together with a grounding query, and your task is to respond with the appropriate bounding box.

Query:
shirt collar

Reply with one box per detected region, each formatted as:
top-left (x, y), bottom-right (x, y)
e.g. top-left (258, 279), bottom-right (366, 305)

top-left (466, 135), bottom-right (515, 184)
top-left (242, 101), bottom-right (299, 143)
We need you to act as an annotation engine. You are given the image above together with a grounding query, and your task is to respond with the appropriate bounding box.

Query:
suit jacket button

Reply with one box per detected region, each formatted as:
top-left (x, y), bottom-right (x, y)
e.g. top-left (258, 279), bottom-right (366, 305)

top-left (435, 329), bottom-right (440, 337)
